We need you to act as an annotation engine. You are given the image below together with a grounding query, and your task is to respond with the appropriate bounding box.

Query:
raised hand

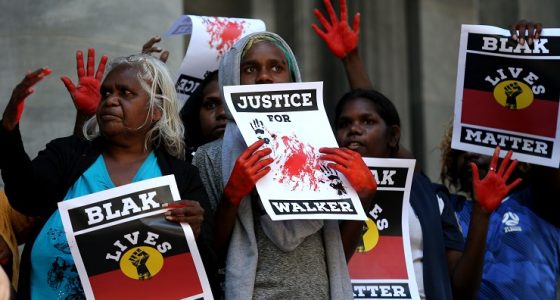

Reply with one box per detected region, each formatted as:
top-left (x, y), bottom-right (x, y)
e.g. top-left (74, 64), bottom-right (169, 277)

top-left (510, 20), bottom-right (543, 46)
top-left (471, 147), bottom-right (522, 213)
top-left (319, 147), bottom-right (376, 201)
top-left (224, 139), bottom-right (273, 205)
top-left (142, 36), bottom-right (169, 63)
top-left (312, 0), bottom-right (360, 59)
top-left (61, 48), bottom-right (108, 116)
top-left (2, 67), bottom-right (52, 131)
top-left (163, 200), bottom-right (205, 238)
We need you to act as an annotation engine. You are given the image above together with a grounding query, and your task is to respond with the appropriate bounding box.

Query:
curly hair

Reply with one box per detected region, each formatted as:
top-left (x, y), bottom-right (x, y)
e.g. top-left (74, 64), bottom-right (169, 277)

top-left (83, 53), bottom-right (185, 159)
top-left (439, 120), bottom-right (463, 191)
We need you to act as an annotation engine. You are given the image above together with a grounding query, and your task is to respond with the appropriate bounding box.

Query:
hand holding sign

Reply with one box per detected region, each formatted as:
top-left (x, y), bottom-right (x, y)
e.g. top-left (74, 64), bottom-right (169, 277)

top-left (510, 20), bottom-right (543, 45)
top-left (471, 147), bottom-right (522, 212)
top-left (224, 139), bottom-right (273, 205)
top-left (142, 36), bottom-right (170, 63)
top-left (319, 147), bottom-right (376, 202)
top-left (163, 200), bottom-right (205, 238)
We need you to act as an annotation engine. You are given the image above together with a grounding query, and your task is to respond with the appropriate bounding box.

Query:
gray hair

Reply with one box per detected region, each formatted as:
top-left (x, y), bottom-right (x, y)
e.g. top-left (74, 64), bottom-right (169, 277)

top-left (83, 53), bottom-right (185, 159)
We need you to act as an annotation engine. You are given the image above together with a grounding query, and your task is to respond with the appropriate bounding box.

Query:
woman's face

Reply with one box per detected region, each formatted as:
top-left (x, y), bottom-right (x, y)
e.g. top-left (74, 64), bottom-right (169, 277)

top-left (240, 41), bottom-right (292, 85)
top-left (97, 65), bottom-right (158, 139)
top-left (199, 79), bottom-right (227, 142)
top-left (336, 97), bottom-right (397, 158)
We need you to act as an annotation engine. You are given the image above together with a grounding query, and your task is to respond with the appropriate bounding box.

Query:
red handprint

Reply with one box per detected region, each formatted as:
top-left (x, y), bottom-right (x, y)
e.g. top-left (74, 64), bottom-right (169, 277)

top-left (312, 0), bottom-right (360, 59)
top-left (61, 48), bottom-right (108, 116)
top-left (471, 147), bottom-right (522, 212)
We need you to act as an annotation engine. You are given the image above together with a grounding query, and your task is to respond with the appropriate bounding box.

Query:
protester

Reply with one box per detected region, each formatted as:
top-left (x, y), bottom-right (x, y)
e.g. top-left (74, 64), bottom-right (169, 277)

top-left (0, 69), bottom-right (51, 293)
top-left (142, 37), bottom-right (227, 160)
top-left (0, 53), bottom-right (213, 298)
top-left (439, 123), bottom-right (559, 299)
top-left (193, 31), bottom-right (376, 299)
top-left (334, 88), bottom-right (523, 299)
top-left (179, 70), bottom-right (227, 158)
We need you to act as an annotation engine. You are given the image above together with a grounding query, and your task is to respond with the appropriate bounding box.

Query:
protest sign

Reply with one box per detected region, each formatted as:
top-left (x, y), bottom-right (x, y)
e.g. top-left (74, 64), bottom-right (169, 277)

top-left (223, 81), bottom-right (367, 221)
top-left (166, 15), bottom-right (266, 105)
top-left (58, 175), bottom-right (212, 300)
top-left (453, 25), bottom-right (560, 167)
top-left (349, 158), bottom-right (418, 300)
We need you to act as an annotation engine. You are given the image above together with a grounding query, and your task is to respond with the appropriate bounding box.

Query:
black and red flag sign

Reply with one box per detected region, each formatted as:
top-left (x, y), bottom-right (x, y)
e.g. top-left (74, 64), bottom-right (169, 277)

top-left (452, 25), bottom-right (560, 167)
top-left (58, 175), bottom-right (213, 300)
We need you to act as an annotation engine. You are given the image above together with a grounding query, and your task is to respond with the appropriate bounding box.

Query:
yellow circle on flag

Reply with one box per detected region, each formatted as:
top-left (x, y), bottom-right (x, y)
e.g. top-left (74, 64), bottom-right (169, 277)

top-left (356, 218), bottom-right (379, 253)
top-left (493, 80), bottom-right (533, 110)
top-left (120, 246), bottom-right (164, 280)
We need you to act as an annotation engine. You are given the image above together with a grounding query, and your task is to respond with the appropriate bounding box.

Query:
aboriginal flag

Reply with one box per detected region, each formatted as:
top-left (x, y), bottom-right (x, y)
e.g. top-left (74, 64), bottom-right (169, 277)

top-left (461, 47), bottom-right (560, 138)
top-left (75, 215), bottom-right (204, 299)
top-left (348, 190), bottom-right (407, 279)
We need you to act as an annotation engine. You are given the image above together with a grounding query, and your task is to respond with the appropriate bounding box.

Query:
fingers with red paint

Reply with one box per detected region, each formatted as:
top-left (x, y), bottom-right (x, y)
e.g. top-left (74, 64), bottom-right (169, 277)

top-left (312, 0), bottom-right (360, 59)
top-left (163, 200), bottom-right (204, 238)
top-left (319, 147), bottom-right (376, 201)
top-left (142, 36), bottom-right (169, 63)
top-left (471, 147), bottom-right (523, 213)
top-left (61, 48), bottom-right (108, 115)
top-left (224, 139), bottom-right (273, 205)
top-left (2, 67), bottom-right (52, 131)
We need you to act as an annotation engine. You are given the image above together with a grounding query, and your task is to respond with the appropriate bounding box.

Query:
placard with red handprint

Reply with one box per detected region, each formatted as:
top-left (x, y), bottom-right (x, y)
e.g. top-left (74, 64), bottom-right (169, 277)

top-left (223, 81), bottom-right (368, 221)
top-left (165, 15), bottom-right (266, 106)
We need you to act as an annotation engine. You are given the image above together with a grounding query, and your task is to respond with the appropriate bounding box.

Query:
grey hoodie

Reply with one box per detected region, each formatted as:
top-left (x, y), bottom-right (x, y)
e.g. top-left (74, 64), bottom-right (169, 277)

top-left (201, 31), bottom-right (353, 299)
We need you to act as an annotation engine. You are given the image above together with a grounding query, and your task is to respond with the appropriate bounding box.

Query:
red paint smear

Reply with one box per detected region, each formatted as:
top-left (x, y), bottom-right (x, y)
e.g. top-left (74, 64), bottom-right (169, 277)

top-left (203, 17), bottom-right (246, 58)
top-left (273, 135), bottom-right (321, 191)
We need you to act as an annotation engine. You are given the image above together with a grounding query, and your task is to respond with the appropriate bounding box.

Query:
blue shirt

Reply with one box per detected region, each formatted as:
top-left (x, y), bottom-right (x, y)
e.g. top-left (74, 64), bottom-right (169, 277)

top-left (451, 188), bottom-right (560, 300)
top-left (30, 152), bottom-right (161, 299)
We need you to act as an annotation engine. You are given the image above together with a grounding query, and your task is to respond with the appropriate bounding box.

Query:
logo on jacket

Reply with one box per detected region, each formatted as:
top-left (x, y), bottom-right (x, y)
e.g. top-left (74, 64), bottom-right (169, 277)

top-left (502, 211), bottom-right (522, 232)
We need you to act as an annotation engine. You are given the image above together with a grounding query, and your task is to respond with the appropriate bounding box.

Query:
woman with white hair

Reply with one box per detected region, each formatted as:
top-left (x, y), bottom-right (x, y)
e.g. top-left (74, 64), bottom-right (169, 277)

top-left (0, 53), bottom-right (212, 299)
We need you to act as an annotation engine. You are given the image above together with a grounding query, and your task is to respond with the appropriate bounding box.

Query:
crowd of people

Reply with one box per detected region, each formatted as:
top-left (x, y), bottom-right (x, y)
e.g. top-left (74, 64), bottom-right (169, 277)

top-left (0, 0), bottom-right (558, 299)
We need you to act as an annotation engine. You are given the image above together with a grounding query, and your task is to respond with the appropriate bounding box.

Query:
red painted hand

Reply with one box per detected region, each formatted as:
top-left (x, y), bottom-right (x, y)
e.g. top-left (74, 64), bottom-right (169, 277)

top-left (2, 67), bottom-right (52, 131)
top-left (163, 200), bottom-right (204, 238)
top-left (471, 147), bottom-right (522, 212)
top-left (224, 139), bottom-right (273, 205)
top-left (61, 48), bottom-right (108, 115)
top-left (312, 0), bottom-right (360, 59)
top-left (319, 147), bottom-right (376, 201)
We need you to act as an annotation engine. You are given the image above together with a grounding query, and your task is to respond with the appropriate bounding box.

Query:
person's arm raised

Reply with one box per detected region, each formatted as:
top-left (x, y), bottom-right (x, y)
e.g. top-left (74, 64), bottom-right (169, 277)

top-left (312, 0), bottom-right (372, 89)
top-left (60, 48), bottom-right (108, 136)
top-left (448, 147), bottom-right (522, 299)
top-left (2, 68), bottom-right (52, 131)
